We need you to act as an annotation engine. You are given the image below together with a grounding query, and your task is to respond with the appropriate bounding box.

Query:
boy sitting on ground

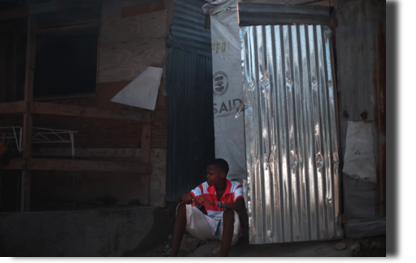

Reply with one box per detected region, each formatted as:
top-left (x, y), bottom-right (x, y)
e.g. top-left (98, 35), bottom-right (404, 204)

top-left (171, 158), bottom-right (244, 257)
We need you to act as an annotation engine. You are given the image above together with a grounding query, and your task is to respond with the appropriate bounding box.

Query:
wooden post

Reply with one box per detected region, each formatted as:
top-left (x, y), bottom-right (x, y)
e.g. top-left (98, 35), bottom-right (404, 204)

top-left (0, 169), bottom-right (2, 209)
top-left (0, 36), bottom-right (7, 132)
top-left (21, 15), bottom-right (36, 212)
top-left (140, 122), bottom-right (151, 205)
top-left (0, 37), bottom-right (6, 102)
top-left (10, 30), bottom-right (19, 101)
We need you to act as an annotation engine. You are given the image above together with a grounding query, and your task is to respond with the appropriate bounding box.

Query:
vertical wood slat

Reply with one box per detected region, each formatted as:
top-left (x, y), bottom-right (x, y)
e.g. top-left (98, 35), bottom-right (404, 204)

top-left (21, 15), bottom-right (36, 212)
top-left (0, 37), bottom-right (6, 102)
top-left (140, 122), bottom-right (151, 205)
top-left (10, 30), bottom-right (19, 101)
top-left (0, 170), bottom-right (2, 209)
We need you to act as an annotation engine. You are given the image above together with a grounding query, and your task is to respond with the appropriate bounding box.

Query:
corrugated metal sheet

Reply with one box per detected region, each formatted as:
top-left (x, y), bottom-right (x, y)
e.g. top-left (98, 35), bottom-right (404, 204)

top-left (170, 0), bottom-right (211, 52)
top-left (165, 0), bottom-right (214, 202)
top-left (166, 0), bottom-right (215, 202)
top-left (165, 48), bottom-right (214, 202)
top-left (241, 24), bottom-right (343, 243)
top-left (335, 0), bottom-right (385, 121)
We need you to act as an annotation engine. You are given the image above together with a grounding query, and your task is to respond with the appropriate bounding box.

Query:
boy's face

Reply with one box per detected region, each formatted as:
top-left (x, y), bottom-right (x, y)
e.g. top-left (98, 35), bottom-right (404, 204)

top-left (206, 165), bottom-right (225, 187)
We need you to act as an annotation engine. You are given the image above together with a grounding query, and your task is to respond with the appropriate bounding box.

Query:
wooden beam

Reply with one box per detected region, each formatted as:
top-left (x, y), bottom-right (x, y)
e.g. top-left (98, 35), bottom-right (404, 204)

top-left (140, 122), bottom-right (152, 205)
top-left (122, 0), bottom-right (165, 17)
top-left (33, 148), bottom-right (142, 158)
top-left (0, 101), bottom-right (28, 115)
top-left (0, 158), bottom-right (151, 173)
top-left (0, 39), bottom-right (6, 103)
top-left (30, 101), bottom-right (154, 122)
top-left (36, 23), bottom-right (99, 36)
top-left (237, 2), bottom-right (330, 26)
top-left (0, 158), bottom-right (26, 170)
top-left (28, 158), bottom-right (152, 173)
top-left (21, 15), bottom-right (36, 212)
top-left (141, 123), bottom-right (152, 164)
top-left (0, 0), bottom-right (102, 22)
top-left (0, 6), bottom-right (28, 22)
top-left (306, 0), bottom-right (332, 6)
top-left (0, 101), bottom-right (152, 119)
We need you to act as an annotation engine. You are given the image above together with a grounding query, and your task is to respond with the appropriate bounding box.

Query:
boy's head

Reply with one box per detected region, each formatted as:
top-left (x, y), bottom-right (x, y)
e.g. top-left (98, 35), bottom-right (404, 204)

top-left (206, 158), bottom-right (229, 186)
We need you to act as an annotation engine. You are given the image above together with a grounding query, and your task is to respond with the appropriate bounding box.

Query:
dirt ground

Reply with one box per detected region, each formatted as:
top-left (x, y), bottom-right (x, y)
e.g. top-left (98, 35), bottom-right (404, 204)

top-left (133, 231), bottom-right (386, 257)
top-left (131, 203), bottom-right (385, 257)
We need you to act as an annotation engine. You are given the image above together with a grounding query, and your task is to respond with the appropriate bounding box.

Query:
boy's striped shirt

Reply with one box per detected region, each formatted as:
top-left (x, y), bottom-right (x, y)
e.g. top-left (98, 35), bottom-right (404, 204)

top-left (190, 179), bottom-right (243, 220)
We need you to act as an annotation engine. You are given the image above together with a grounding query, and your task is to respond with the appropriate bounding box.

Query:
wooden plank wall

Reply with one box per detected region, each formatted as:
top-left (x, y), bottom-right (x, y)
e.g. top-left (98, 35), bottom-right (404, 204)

top-left (33, 88), bottom-right (167, 150)
top-left (28, 0), bottom-right (170, 207)
top-left (30, 148), bottom-right (166, 206)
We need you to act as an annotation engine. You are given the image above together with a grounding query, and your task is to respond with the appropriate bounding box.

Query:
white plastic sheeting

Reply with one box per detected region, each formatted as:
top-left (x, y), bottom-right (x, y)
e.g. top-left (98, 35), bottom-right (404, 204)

top-left (203, 0), bottom-right (246, 181)
top-left (342, 121), bottom-right (377, 183)
top-left (110, 66), bottom-right (163, 111)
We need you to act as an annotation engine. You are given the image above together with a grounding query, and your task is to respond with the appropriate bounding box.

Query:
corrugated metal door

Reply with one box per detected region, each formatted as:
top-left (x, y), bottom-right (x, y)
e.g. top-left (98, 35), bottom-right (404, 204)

top-left (165, 0), bottom-right (214, 202)
top-left (241, 24), bottom-right (343, 244)
top-left (165, 48), bottom-right (214, 202)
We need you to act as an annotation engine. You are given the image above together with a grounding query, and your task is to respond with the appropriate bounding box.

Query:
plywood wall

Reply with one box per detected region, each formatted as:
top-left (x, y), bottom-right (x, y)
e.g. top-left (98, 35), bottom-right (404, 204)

top-left (98, 0), bottom-right (167, 83)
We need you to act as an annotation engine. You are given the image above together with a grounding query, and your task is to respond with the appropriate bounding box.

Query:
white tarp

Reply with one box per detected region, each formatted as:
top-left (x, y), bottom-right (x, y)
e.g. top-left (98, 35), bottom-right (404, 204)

top-left (203, 0), bottom-right (246, 181)
top-left (343, 121), bottom-right (377, 183)
top-left (110, 66), bottom-right (163, 111)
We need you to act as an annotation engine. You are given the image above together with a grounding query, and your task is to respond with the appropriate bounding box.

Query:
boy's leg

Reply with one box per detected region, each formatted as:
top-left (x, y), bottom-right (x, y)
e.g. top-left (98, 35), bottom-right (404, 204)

top-left (171, 203), bottom-right (187, 256)
top-left (220, 209), bottom-right (235, 257)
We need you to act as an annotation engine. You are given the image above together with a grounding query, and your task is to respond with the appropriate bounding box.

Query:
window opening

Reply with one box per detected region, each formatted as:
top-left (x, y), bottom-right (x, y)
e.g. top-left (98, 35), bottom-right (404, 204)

top-left (34, 29), bottom-right (98, 97)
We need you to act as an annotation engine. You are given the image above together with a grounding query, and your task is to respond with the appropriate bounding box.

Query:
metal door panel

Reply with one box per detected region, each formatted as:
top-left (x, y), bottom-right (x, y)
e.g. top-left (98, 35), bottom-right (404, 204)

top-left (241, 24), bottom-right (342, 244)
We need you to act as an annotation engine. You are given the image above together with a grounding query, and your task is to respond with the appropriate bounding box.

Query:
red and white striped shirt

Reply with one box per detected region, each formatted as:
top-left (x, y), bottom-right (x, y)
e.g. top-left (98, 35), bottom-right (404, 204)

top-left (190, 179), bottom-right (243, 220)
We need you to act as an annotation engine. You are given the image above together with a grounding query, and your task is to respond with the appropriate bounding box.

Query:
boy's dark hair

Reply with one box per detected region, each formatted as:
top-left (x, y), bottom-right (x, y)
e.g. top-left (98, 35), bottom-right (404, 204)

top-left (207, 158), bottom-right (229, 174)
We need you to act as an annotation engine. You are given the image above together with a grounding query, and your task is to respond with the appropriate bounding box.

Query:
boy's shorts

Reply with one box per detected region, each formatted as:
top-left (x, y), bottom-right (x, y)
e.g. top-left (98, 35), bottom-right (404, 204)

top-left (176, 203), bottom-right (240, 246)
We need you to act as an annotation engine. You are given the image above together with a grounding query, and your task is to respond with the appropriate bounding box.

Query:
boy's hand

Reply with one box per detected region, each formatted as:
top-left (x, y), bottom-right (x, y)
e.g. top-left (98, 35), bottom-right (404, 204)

top-left (194, 196), bottom-right (215, 207)
top-left (181, 193), bottom-right (193, 204)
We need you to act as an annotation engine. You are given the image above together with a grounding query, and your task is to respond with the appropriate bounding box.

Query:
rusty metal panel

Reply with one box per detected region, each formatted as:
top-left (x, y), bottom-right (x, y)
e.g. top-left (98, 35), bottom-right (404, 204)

top-left (334, 0), bottom-right (386, 236)
top-left (241, 24), bottom-right (343, 244)
top-left (335, 0), bottom-right (385, 122)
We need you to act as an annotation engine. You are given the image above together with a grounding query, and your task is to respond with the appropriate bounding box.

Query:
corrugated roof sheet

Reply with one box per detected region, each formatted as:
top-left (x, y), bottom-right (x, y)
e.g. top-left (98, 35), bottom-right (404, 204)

top-left (170, 0), bottom-right (211, 52)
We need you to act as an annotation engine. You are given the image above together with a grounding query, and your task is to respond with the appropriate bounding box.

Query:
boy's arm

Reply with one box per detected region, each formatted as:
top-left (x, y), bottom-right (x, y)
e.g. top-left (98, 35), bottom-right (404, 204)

top-left (193, 196), bottom-right (245, 212)
top-left (175, 183), bottom-right (204, 205)
top-left (175, 193), bottom-right (194, 205)
top-left (222, 197), bottom-right (244, 212)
